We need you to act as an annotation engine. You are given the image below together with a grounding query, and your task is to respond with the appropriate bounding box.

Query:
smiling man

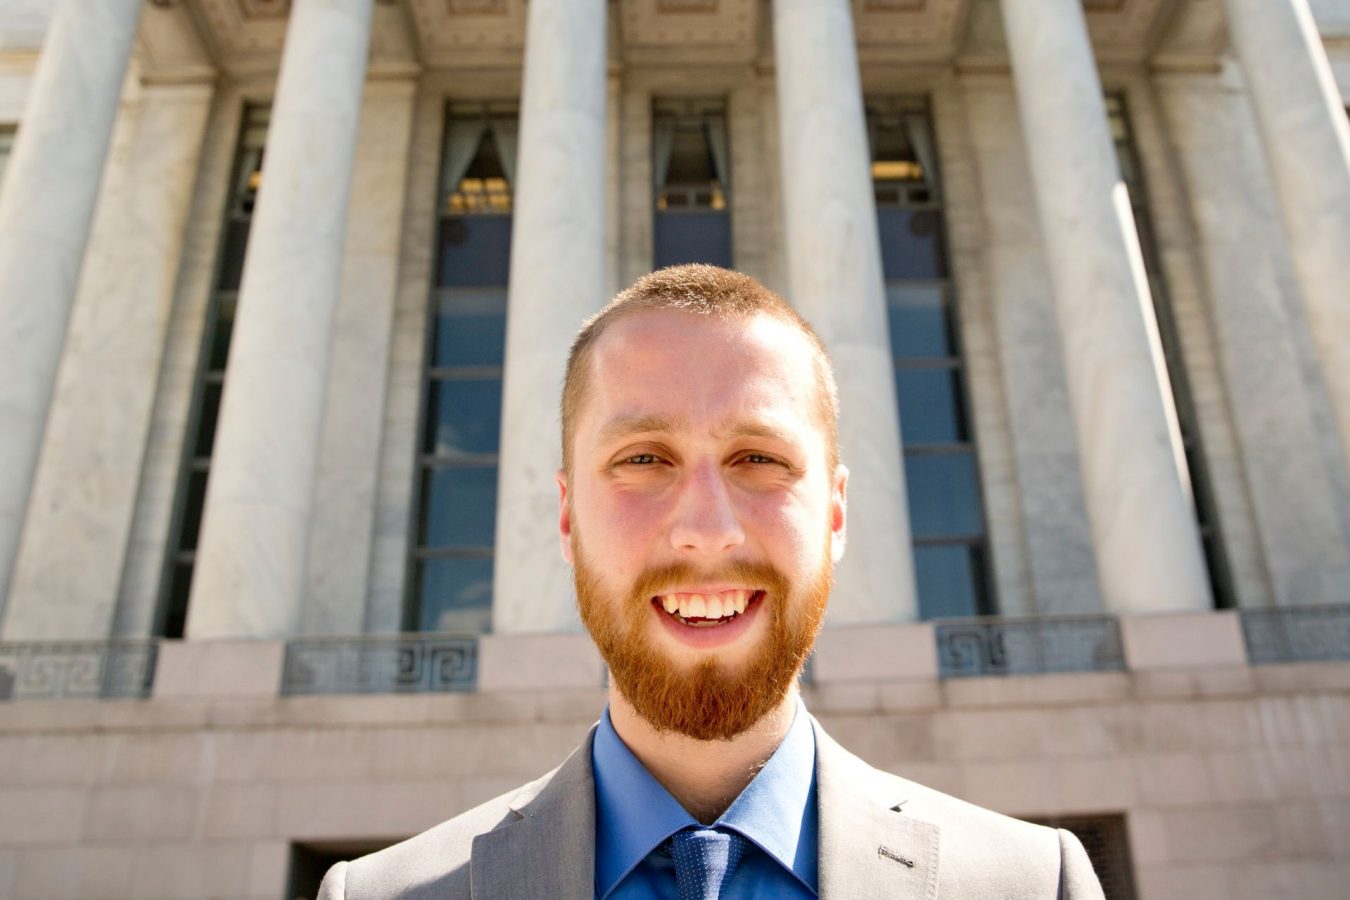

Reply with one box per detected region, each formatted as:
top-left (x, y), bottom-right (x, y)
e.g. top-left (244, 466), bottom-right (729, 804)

top-left (319, 265), bottom-right (1104, 899)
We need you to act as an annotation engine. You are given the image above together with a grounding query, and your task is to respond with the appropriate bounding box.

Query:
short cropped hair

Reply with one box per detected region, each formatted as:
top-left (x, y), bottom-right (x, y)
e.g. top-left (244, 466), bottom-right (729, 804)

top-left (561, 264), bottom-right (839, 473)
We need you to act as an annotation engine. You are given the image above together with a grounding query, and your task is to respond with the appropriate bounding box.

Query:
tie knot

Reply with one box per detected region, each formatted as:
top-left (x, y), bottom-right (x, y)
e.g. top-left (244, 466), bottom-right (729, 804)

top-left (669, 828), bottom-right (748, 900)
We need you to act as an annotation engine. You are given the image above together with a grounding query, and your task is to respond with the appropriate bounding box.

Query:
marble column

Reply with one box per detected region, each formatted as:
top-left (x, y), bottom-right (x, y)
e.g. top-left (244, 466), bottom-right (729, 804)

top-left (491, 0), bottom-right (607, 633)
top-left (186, 0), bottom-right (375, 639)
top-left (1221, 0), bottom-right (1350, 472)
top-left (0, 0), bottom-right (143, 614)
top-left (302, 78), bottom-right (418, 636)
top-left (773, 0), bottom-right (918, 622)
top-left (3, 81), bottom-right (215, 640)
top-left (1001, 0), bottom-right (1211, 614)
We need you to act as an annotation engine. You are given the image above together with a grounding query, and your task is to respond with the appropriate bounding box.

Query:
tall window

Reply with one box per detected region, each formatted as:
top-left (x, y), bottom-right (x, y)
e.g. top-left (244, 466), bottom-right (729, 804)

top-left (407, 104), bottom-right (517, 634)
top-left (157, 105), bottom-right (269, 638)
top-left (1107, 93), bottom-right (1232, 607)
top-left (868, 98), bottom-right (993, 619)
top-left (652, 99), bottom-right (732, 268)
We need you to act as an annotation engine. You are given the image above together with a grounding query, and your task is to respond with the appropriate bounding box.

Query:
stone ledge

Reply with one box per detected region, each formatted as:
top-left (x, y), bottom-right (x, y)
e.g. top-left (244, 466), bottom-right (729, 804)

top-left (811, 622), bottom-right (938, 682)
top-left (153, 640), bottom-right (285, 700)
top-left (476, 632), bottom-right (604, 693)
top-left (1121, 611), bottom-right (1247, 670)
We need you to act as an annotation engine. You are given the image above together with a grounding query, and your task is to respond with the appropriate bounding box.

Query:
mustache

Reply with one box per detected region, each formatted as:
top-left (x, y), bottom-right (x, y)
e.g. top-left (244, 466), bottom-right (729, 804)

top-left (628, 559), bottom-right (790, 602)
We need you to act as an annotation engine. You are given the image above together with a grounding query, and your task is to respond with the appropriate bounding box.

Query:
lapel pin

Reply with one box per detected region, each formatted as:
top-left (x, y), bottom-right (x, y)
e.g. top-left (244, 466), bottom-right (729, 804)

top-left (878, 846), bottom-right (915, 868)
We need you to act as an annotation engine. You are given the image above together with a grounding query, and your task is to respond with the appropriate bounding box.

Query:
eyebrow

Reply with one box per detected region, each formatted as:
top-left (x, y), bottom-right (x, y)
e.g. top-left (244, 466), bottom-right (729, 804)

top-left (596, 414), bottom-right (798, 446)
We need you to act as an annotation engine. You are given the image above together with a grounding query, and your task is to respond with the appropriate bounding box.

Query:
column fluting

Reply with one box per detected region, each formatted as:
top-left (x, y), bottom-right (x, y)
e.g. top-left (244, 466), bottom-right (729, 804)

top-left (1001, 0), bottom-right (1211, 613)
top-left (1221, 0), bottom-right (1350, 473)
top-left (186, 0), bottom-right (375, 638)
top-left (491, 0), bottom-right (608, 633)
top-left (0, 0), bottom-right (144, 611)
top-left (772, 0), bottom-right (919, 622)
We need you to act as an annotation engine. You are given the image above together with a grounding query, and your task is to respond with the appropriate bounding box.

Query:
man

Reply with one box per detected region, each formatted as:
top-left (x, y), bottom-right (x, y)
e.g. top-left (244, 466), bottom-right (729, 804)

top-left (319, 265), bottom-right (1104, 899)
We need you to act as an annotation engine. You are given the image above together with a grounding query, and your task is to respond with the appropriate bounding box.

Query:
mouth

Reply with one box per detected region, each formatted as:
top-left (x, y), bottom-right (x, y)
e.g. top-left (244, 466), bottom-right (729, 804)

top-left (651, 589), bottom-right (766, 628)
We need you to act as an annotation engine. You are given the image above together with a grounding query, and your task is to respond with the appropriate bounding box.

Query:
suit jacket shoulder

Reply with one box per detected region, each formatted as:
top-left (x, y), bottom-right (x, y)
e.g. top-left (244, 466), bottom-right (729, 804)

top-left (812, 720), bottom-right (1104, 899)
top-left (317, 735), bottom-right (597, 900)
top-left (320, 717), bottom-right (1103, 899)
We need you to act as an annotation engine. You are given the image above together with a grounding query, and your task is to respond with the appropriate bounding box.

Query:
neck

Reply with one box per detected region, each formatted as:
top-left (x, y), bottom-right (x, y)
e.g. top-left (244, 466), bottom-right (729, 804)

top-left (608, 685), bottom-right (800, 825)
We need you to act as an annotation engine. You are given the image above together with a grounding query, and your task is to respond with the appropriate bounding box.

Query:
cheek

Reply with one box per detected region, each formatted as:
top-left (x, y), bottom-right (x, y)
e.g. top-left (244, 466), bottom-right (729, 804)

top-left (586, 488), bottom-right (669, 552)
top-left (739, 491), bottom-right (818, 555)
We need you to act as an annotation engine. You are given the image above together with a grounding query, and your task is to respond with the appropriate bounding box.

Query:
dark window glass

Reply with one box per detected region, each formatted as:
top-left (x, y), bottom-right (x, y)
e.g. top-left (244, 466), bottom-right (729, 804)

top-left (1106, 92), bottom-right (1230, 609)
top-left (423, 379), bottom-right (503, 456)
top-left (653, 99), bottom-right (732, 269)
top-left (432, 288), bottom-right (507, 368)
top-left (654, 212), bottom-right (733, 269)
top-left (887, 284), bottom-right (954, 359)
top-left (869, 97), bottom-right (994, 617)
top-left (420, 466), bottom-right (498, 548)
top-left (438, 216), bottom-right (513, 287)
top-left (163, 562), bottom-right (194, 641)
top-left (218, 220), bottom-right (251, 291)
top-left (904, 452), bottom-right (984, 539)
top-left (914, 544), bottom-right (984, 619)
top-left (413, 556), bottom-right (495, 634)
top-left (194, 381), bottom-right (222, 458)
top-left (155, 105), bottom-right (270, 638)
top-left (207, 295), bottom-right (236, 371)
top-left (180, 469), bottom-right (209, 552)
top-left (877, 209), bottom-right (946, 279)
top-left (408, 103), bottom-right (518, 633)
top-left (895, 369), bottom-right (968, 445)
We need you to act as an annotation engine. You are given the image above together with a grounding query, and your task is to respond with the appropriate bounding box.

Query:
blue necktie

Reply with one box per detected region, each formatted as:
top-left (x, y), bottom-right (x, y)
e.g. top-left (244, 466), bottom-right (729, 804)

top-left (669, 827), bottom-right (748, 900)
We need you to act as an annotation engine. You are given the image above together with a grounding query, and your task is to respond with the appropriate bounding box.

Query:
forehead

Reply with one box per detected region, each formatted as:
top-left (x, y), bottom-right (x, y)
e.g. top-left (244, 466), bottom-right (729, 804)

top-left (580, 309), bottom-right (822, 440)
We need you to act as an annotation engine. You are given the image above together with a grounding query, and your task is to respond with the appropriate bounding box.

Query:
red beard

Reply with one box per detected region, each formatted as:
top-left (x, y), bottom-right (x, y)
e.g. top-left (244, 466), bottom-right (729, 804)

top-left (573, 536), bottom-right (830, 741)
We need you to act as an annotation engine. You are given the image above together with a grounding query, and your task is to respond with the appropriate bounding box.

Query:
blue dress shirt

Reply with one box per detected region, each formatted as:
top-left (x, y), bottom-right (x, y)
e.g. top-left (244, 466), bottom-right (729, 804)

top-left (592, 701), bottom-right (818, 899)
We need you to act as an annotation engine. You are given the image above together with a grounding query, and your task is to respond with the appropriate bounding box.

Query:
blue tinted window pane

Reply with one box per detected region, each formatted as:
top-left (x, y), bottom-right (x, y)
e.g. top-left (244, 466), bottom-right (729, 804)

top-left (416, 556), bottom-right (493, 633)
top-left (420, 465), bottom-right (498, 547)
top-left (433, 288), bottom-right (507, 368)
top-left (654, 212), bottom-right (733, 269)
top-left (438, 215), bottom-right (512, 287)
top-left (915, 544), bottom-right (981, 619)
top-left (877, 208), bottom-right (945, 279)
top-left (904, 451), bottom-right (983, 538)
top-left (423, 379), bottom-right (502, 456)
top-left (886, 283), bottom-right (952, 359)
top-left (895, 368), bottom-right (967, 444)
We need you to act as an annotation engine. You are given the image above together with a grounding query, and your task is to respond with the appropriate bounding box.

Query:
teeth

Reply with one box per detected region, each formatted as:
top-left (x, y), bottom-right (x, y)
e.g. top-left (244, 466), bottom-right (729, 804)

top-left (660, 590), bottom-right (754, 622)
top-left (705, 594), bottom-right (723, 619)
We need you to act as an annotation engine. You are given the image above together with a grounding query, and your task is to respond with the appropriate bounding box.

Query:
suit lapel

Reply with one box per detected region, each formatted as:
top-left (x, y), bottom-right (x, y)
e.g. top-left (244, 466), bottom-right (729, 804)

top-left (814, 720), bottom-right (940, 900)
top-left (470, 731), bottom-right (597, 900)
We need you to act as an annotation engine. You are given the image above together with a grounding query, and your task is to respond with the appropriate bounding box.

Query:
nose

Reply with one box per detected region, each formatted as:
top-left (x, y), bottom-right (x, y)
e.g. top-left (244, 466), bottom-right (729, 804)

top-left (668, 460), bottom-right (745, 557)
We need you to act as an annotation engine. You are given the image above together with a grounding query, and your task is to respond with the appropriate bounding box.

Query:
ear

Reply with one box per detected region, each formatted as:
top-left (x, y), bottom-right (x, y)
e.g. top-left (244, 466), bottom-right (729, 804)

top-left (557, 469), bottom-right (574, 565)
top-left (830, 463), bottom-right (847, 564)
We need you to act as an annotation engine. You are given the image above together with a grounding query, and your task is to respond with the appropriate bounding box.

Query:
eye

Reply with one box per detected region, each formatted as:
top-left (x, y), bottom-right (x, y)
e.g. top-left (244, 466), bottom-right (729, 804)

top-left (739, 453), bottom-right (782, 466)
top-left (624, 453), bottom-right (660, 465)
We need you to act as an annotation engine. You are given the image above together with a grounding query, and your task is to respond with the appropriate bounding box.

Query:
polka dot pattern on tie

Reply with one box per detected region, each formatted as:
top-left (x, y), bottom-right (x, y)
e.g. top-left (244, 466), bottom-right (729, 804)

top-left (669, 827), bottom-right (748, 900)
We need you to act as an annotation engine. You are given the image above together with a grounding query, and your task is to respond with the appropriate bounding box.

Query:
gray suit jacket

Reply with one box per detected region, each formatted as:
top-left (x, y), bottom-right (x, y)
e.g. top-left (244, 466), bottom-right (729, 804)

top-left (318, 718), bottom-right (1104, 899)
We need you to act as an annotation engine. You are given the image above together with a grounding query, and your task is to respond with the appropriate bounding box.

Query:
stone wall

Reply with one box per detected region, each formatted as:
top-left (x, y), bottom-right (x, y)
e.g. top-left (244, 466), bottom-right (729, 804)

top-left (0, 622), bottom-right (1347, 899)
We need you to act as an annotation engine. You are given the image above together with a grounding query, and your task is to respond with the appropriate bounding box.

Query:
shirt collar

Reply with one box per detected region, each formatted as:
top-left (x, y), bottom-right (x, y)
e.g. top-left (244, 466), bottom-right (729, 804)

top-left (591, 698), bottom-right (818, 898)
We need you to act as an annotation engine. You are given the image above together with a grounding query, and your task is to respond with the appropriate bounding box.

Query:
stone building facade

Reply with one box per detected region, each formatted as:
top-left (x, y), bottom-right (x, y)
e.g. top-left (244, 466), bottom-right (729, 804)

top-left (0, 0), bottom-right (1347, 897)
